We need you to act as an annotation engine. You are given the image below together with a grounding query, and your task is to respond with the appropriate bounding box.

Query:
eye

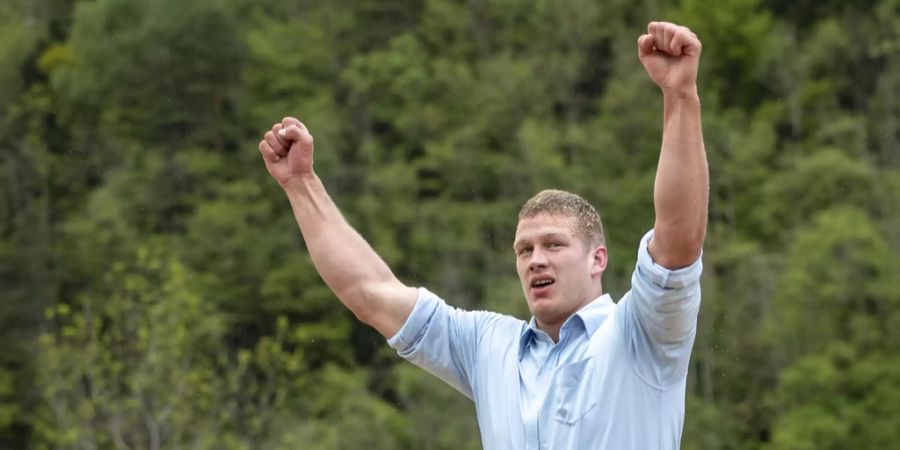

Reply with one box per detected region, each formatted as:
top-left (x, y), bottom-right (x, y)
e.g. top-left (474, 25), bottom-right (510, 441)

top-left (517, 246), bottom-right (533, 257)
top-left (548, 241), bottom-right (564, 249)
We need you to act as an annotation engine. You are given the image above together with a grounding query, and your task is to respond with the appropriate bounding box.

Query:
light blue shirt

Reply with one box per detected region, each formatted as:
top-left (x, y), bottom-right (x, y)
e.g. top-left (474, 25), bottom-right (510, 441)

top-left (388, 230), bottom-right (702, 450)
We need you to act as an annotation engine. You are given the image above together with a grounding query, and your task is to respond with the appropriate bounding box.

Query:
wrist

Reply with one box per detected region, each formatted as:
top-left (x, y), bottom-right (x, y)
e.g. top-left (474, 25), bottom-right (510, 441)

top-left (661, 85), bottom-right (700, 103)
top-left (280, 172), bottom-right (320, 195)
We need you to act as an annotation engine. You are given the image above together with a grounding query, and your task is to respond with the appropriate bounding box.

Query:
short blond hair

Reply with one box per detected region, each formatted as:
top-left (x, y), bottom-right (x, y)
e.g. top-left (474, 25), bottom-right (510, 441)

top-left (518, 189), bottom-right (605, 247)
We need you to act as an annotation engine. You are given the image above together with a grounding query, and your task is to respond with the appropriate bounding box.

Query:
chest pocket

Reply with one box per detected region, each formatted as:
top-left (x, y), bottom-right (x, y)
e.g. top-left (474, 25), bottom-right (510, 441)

top-left (553, 357), bottom-right (598, 425)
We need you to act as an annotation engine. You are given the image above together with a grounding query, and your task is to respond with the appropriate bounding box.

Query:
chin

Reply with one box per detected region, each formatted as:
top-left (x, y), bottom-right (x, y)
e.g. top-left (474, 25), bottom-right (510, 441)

top-left (530, 299), bottom-right (560, 322)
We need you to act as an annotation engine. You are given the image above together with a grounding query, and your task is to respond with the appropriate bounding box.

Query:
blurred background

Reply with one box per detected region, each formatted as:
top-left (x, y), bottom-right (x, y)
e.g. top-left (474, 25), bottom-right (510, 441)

top-left (1, 0), bottom-right (899, 449)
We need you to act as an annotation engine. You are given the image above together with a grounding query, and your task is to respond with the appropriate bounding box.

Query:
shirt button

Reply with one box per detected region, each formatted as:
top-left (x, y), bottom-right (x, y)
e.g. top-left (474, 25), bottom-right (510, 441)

top-left (558, 407), bottom-right (568, 417)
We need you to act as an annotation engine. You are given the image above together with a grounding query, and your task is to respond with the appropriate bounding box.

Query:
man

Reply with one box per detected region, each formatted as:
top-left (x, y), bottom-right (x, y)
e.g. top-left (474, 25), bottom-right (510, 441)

top-left (257, 21), bottom-right (707, 450)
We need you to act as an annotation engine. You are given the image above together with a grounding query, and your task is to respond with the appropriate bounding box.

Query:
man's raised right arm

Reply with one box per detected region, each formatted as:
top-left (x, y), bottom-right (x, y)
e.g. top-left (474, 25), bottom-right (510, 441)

top-left (258, 116), bottom-right (417, 338)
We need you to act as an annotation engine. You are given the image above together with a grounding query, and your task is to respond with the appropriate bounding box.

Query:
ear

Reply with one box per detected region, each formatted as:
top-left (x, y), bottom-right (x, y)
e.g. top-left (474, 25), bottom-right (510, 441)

top-left (590, 245), bottom-right (608, 278)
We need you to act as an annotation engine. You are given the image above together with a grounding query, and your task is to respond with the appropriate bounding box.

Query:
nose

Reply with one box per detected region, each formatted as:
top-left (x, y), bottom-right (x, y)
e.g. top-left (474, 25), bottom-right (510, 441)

top-left (528, 247), bottom-right (548, 271)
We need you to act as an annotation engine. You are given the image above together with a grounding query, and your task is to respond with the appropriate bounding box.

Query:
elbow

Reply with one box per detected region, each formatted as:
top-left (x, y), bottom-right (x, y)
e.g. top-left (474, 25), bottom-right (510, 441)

top-left (684, 227), bottom-right (707, 255)
top-left (351, 293), bottom-right (382, 325)
top-left (653, 251), bottom-right (701, 271)
top-left (337, 284), bottom-right (380, 324)
top-left (337, 279), bottom-right (411, 327)
top-left (650, 226), bottom-right (706, 270)
top-left (337, 280), bottom-right (418, 339)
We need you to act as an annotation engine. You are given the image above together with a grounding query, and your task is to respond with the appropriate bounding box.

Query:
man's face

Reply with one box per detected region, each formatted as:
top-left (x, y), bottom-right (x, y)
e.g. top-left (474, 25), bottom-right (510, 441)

top-left (514, 213), bottom-right (607, 330)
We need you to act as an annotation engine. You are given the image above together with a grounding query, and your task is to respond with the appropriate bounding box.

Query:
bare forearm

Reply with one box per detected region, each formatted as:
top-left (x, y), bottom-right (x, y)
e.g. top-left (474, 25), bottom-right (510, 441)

top-left (281, 175), bottom-right (416, 330)
top-left (259, 117), bottom-right (416, 337)
top-left (650, 88), bottom-right (709, 268)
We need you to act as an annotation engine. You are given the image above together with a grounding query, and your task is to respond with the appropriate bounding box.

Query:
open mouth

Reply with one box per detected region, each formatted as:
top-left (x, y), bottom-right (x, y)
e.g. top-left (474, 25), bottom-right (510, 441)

top-left (531, 278), bottom-right (555, 289)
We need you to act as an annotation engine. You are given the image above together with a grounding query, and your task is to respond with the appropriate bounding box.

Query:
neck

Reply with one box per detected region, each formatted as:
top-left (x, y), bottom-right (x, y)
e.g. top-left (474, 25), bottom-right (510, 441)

top-left (537, 321), bottom-right (563, 343)
top-left (536, 293), bottom-right (602, 343)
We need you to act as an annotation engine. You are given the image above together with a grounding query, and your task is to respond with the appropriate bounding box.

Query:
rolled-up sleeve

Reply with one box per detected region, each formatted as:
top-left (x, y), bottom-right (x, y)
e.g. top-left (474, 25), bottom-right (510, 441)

top-left (616, 230), bottom-right (703, 388)
top-left (388, 288), bottom-right (495, 400)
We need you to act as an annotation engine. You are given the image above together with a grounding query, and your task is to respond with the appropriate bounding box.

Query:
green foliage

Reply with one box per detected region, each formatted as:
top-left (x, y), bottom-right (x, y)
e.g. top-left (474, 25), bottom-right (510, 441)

top-left (756, 150), bottom-right (876, 239)
top-left (295, 365), bottom-right (410, 450)
top-left (0, 368), bottom-right (20, 431)
top-left (52, 0), bottom-right (246, 150)
top-left (764, 207), bottom-right (900, 363)
top-left (35, 246), bottom-right (304, 449)
top-left (394, 364), bottom-right (482, 450)
top-left (766, 344), bottom-right (900, 450)
top-left (681, 395), bottom-right (746, 450)
top-left (675, 0), bottom-right (775, 108)
top-left (0, 6), bottom-right (42, 109)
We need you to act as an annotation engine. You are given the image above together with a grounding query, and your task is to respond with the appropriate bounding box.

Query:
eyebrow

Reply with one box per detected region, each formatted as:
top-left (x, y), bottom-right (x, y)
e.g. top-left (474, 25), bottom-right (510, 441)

top-left (513, 232), bottom-right (570, 250)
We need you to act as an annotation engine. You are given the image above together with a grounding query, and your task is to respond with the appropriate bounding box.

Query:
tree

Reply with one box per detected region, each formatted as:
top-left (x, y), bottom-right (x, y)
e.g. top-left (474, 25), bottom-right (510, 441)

top-left (766, 345), bottom-right (900, 450)
top-left (35, 245), bottom-right (304, 449)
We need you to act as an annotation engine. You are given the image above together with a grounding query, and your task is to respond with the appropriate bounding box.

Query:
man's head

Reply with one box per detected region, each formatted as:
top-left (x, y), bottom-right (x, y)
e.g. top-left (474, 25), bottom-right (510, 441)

top-left (514, 190), bottom-right (608, 336)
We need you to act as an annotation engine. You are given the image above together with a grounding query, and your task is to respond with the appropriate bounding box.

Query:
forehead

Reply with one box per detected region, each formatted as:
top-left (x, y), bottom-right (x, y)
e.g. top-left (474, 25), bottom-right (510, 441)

top-left (514, 213), bottom-right (579, 243)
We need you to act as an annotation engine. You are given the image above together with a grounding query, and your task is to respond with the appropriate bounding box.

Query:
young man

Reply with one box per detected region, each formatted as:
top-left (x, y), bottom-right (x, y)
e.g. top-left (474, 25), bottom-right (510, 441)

top-left (258, 21), bottom-right (707, 450)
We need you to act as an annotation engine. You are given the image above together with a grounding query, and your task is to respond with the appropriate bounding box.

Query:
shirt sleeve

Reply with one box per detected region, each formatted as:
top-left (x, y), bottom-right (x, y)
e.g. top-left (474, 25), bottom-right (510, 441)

top-left (387, 287), bottom-right (497, 400)
top-left (615, 229), bottom-right (703, 389)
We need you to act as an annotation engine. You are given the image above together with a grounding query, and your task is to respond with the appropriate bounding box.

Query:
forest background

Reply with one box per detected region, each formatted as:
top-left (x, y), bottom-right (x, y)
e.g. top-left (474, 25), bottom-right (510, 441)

top-left (2, 0), bottom-right (899, 449)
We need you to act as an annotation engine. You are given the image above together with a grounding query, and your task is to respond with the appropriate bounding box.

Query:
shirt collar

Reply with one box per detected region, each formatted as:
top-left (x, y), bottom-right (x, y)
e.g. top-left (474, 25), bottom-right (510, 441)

top-left (518, 294), bottom-right (615, 359)
top-left (575, 293), bottom-right (615, 336)
top-left (518, 317), bottom-right (551, 359)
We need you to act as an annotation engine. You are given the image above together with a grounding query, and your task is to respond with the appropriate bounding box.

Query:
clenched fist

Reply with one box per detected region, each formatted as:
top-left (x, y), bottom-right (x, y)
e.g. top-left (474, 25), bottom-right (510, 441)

top-left (638, 22), bottom-right (702, 95)
top-left (258, 116), bottom-right (315, 188)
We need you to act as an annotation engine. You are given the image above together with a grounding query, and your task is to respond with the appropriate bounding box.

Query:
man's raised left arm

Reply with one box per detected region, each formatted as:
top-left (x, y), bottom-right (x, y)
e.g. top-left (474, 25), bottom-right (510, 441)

top-left (639, 21), bottom-right (709, 269)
